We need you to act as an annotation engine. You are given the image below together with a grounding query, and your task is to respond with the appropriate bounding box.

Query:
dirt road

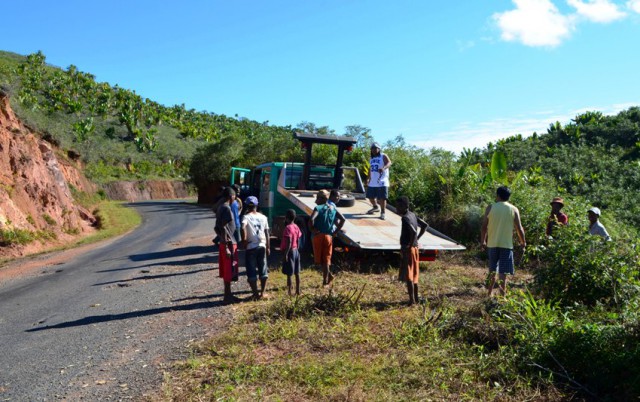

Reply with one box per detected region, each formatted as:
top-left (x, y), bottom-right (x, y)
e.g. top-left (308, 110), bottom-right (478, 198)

top-left (0, 201), bottom-right (246, 400)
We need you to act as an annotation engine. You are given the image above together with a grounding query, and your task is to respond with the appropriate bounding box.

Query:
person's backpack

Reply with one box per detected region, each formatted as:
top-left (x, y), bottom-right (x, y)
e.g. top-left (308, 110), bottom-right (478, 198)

top-left (314, 204), bottom-right (336, 235)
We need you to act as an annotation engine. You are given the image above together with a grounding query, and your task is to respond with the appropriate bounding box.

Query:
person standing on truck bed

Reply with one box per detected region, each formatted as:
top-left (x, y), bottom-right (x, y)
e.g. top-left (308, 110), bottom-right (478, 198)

top-left (310, 190), bottom-right (346, 287)
top-left (367, 142), bottom-right (392, 220)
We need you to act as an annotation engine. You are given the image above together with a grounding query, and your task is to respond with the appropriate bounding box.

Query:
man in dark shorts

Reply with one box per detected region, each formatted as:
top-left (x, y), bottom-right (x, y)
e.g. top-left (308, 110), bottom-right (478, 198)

top-left (481, 186), bottom-right (526, 297)
top-left (366, 143), bottom-right (392, 220)
top-left (396, 196), bottom-right (428, 306)
top-left (215, 187), bottom-right (239, 304)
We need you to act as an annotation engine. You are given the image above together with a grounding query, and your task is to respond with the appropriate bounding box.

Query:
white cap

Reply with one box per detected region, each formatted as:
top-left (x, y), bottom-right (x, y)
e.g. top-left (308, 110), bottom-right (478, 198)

top-left (588, 207), bottom-right (601, 216)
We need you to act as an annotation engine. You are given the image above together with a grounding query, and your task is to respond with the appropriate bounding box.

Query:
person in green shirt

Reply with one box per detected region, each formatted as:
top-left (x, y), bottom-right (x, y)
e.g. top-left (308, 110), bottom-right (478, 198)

top-left (310, 190), bottom-right (346, 287)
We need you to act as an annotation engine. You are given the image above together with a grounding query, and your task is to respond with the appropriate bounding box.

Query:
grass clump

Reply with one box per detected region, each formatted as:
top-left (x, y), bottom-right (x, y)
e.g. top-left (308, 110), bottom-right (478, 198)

top-left (76, 201), bottom-right (140, 245)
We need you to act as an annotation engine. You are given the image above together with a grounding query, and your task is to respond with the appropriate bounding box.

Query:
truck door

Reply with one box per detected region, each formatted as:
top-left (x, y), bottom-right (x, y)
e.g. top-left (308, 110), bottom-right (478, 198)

top-left (259, 168), bottom-right (272, 209)
top-left (230, 167), bottom-right (251, 199)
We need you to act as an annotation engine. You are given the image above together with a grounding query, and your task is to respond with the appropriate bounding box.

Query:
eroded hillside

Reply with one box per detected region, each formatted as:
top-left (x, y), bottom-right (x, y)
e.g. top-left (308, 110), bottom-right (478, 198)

top-left (0, 91), bottom-right (96, 257)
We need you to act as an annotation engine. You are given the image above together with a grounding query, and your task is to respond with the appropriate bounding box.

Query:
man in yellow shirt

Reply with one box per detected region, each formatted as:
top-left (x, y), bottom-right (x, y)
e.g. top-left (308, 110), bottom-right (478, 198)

top-left (480, 186), bottom-right (526, 297)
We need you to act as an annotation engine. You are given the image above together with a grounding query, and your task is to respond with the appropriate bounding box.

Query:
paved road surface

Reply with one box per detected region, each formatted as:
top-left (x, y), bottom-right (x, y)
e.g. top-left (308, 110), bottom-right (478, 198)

top-left (0, 200), bottom-right (245, 400)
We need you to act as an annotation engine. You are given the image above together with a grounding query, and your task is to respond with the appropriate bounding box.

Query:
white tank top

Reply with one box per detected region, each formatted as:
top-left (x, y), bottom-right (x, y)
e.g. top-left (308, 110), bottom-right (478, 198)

top-left (369, 153), bottom-right (389, 187)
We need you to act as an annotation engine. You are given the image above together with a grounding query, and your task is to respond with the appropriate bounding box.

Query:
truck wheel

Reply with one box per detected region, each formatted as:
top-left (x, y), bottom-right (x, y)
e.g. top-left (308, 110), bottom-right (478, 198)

top-left (337, 194), bottom-right (356, 208)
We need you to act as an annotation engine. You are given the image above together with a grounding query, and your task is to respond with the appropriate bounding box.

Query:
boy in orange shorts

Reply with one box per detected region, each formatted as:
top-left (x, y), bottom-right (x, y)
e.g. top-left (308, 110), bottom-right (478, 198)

top-left (310, 190), bottom-right (345, 286)
top-left (396, 196), bottom-right (428, 306)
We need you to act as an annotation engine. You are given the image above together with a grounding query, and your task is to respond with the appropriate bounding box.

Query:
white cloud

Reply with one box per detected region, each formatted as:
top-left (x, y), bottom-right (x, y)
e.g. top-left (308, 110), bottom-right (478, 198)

top-left (409, 103), bottom-right (639, 154)
top-left (493, 0), bottom-right (575, 47)
top-left (567, 0), bottom-right (627, 23)
top-left (628, 0), bottom-right (640, 13)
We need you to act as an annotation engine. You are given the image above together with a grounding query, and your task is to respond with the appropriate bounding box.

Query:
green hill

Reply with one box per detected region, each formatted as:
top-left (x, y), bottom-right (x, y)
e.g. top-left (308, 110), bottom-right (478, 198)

top-left (0, 50), bottom-right (295, 185)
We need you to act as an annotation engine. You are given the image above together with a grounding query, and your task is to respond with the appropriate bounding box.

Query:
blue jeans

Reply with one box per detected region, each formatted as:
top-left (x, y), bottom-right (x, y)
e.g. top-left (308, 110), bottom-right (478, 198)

top-left (245, 246), bottom-right (268, 281)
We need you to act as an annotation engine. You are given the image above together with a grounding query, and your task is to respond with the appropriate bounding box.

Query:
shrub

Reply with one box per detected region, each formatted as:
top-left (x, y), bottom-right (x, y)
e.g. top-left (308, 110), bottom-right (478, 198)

top-left (0, 227), bottom-right (35, 246)
top-left (495, 291), bottom-right (640, 400)
top-left (530, 224), bottom-right (640, 309)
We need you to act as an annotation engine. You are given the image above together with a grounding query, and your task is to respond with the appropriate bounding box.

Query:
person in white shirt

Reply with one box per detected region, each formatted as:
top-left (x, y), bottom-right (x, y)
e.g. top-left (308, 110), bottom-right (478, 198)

top-left (366, 142), bottom-right (392, 220)
top-left (587, 207), bottom-right (611, 241)
top-left (241, 196), bottom-right (271, 299)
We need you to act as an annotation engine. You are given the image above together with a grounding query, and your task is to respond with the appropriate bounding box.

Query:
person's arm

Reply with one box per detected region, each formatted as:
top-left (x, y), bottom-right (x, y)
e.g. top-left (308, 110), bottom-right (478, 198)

top-left (334, 209), bottom-right (346, 233)
top-left (480, 205), bottom-right (491, 248)
top-left (264, 227), bottom-right (271, 256)
top-left (381, 154), bottom-right (392, 173)
top-left (309, 208), bottom-right (319, 232)
top-left (283, 234), bottom-right (292, 262)
top-left (514, 209), bottom-right (526, 248)
top-left (240, 219), bottom-right (247, 249)
top-left (406, 227), bottom-right (417, 250)
top-left (416, 219), bottom-right (428, 242)
top-left (218, 206), bottom-right (233, 256)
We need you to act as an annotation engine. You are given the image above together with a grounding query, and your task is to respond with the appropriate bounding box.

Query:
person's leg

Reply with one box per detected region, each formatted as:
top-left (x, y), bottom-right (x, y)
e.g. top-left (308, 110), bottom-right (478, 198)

top-left (246, 248), bottom-right (260, 300)
top-left (487, 248), bottom-right (499, 297)
top-left (293, 250), bottom-right (301, 295)
top-left (487, 273), bottom-right (497, 296)
top-left (367, 198), bottom-right (379, 213)
top-left (260, 277), bottom-right (268, 298)
top-left (411, 247), bottom-right (420, 301)
top-left (406, 281), bottom-right (415, 305)
top-left (312, 234), bottom-right (323, 272)
top-left (379, 198), bottom-right (387, 214)
top-left (256, 247), bottom-right (268, 298)
top-left (287, 275), bottom-right (293, 296)
top-left (326, 235), bottom-right (334, 285)
top-left (498, 273), bottom-right (508, 296)
top-left (223, 281), bottom-right (234, 303)
top-left (220, 244), bottom-right (237, 303)
top-left (366, 184), bottom-right (380, 213)
top-left (378, 187), bottom-right (388, 219)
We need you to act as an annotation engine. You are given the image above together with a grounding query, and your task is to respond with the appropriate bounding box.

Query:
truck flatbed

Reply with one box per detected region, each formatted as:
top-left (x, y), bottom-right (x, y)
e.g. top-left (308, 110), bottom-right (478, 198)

top-left (277, 184), bottom-right (465, 252)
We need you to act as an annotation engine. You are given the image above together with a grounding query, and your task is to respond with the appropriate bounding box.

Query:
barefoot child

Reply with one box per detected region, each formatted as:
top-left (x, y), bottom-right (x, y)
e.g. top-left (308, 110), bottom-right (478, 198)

top-left (396, 196), bottom-right (428, 306)
top-left (281, 209), bottom-right (302, 296)
top-left (310, 190), bottom-right (345, 287)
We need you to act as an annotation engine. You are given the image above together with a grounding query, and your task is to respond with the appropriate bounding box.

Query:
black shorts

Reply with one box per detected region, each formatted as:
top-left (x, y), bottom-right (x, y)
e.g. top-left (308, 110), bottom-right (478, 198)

top-left (282, 249), bottom-right (301, 276)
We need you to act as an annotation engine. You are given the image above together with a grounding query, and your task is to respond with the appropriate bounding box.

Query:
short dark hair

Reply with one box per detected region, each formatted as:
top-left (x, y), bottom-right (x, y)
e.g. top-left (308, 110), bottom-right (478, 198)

top-left (396, 196), bottom-right (410, 209)
top-left (222, 186), bottom-right (236, 199)
top-left (496, 186), bottom-right (511, 201)
top-left (330, 189), bottom-right (340, 199)
top-left (285, 209), bottom-right (296, 222)
top-left (231, 184), bottom-right (241, 194)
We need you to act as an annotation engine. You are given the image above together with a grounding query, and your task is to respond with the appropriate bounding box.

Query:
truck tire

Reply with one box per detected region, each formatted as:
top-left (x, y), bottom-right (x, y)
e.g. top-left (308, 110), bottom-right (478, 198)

top-left (337, 194), bottom-right (356, 208)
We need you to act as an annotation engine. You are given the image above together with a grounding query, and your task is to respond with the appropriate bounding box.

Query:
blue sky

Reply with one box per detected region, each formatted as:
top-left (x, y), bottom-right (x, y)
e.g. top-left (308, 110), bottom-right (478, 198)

top-left (3, 0), bottom-right (640, 153)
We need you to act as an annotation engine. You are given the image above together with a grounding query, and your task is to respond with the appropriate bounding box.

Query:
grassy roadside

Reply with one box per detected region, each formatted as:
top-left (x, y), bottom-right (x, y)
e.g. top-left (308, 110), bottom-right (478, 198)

top-left (73, 200), bottom-right (141, 246)
top-left (160, 258), bottom-right (567, 401)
